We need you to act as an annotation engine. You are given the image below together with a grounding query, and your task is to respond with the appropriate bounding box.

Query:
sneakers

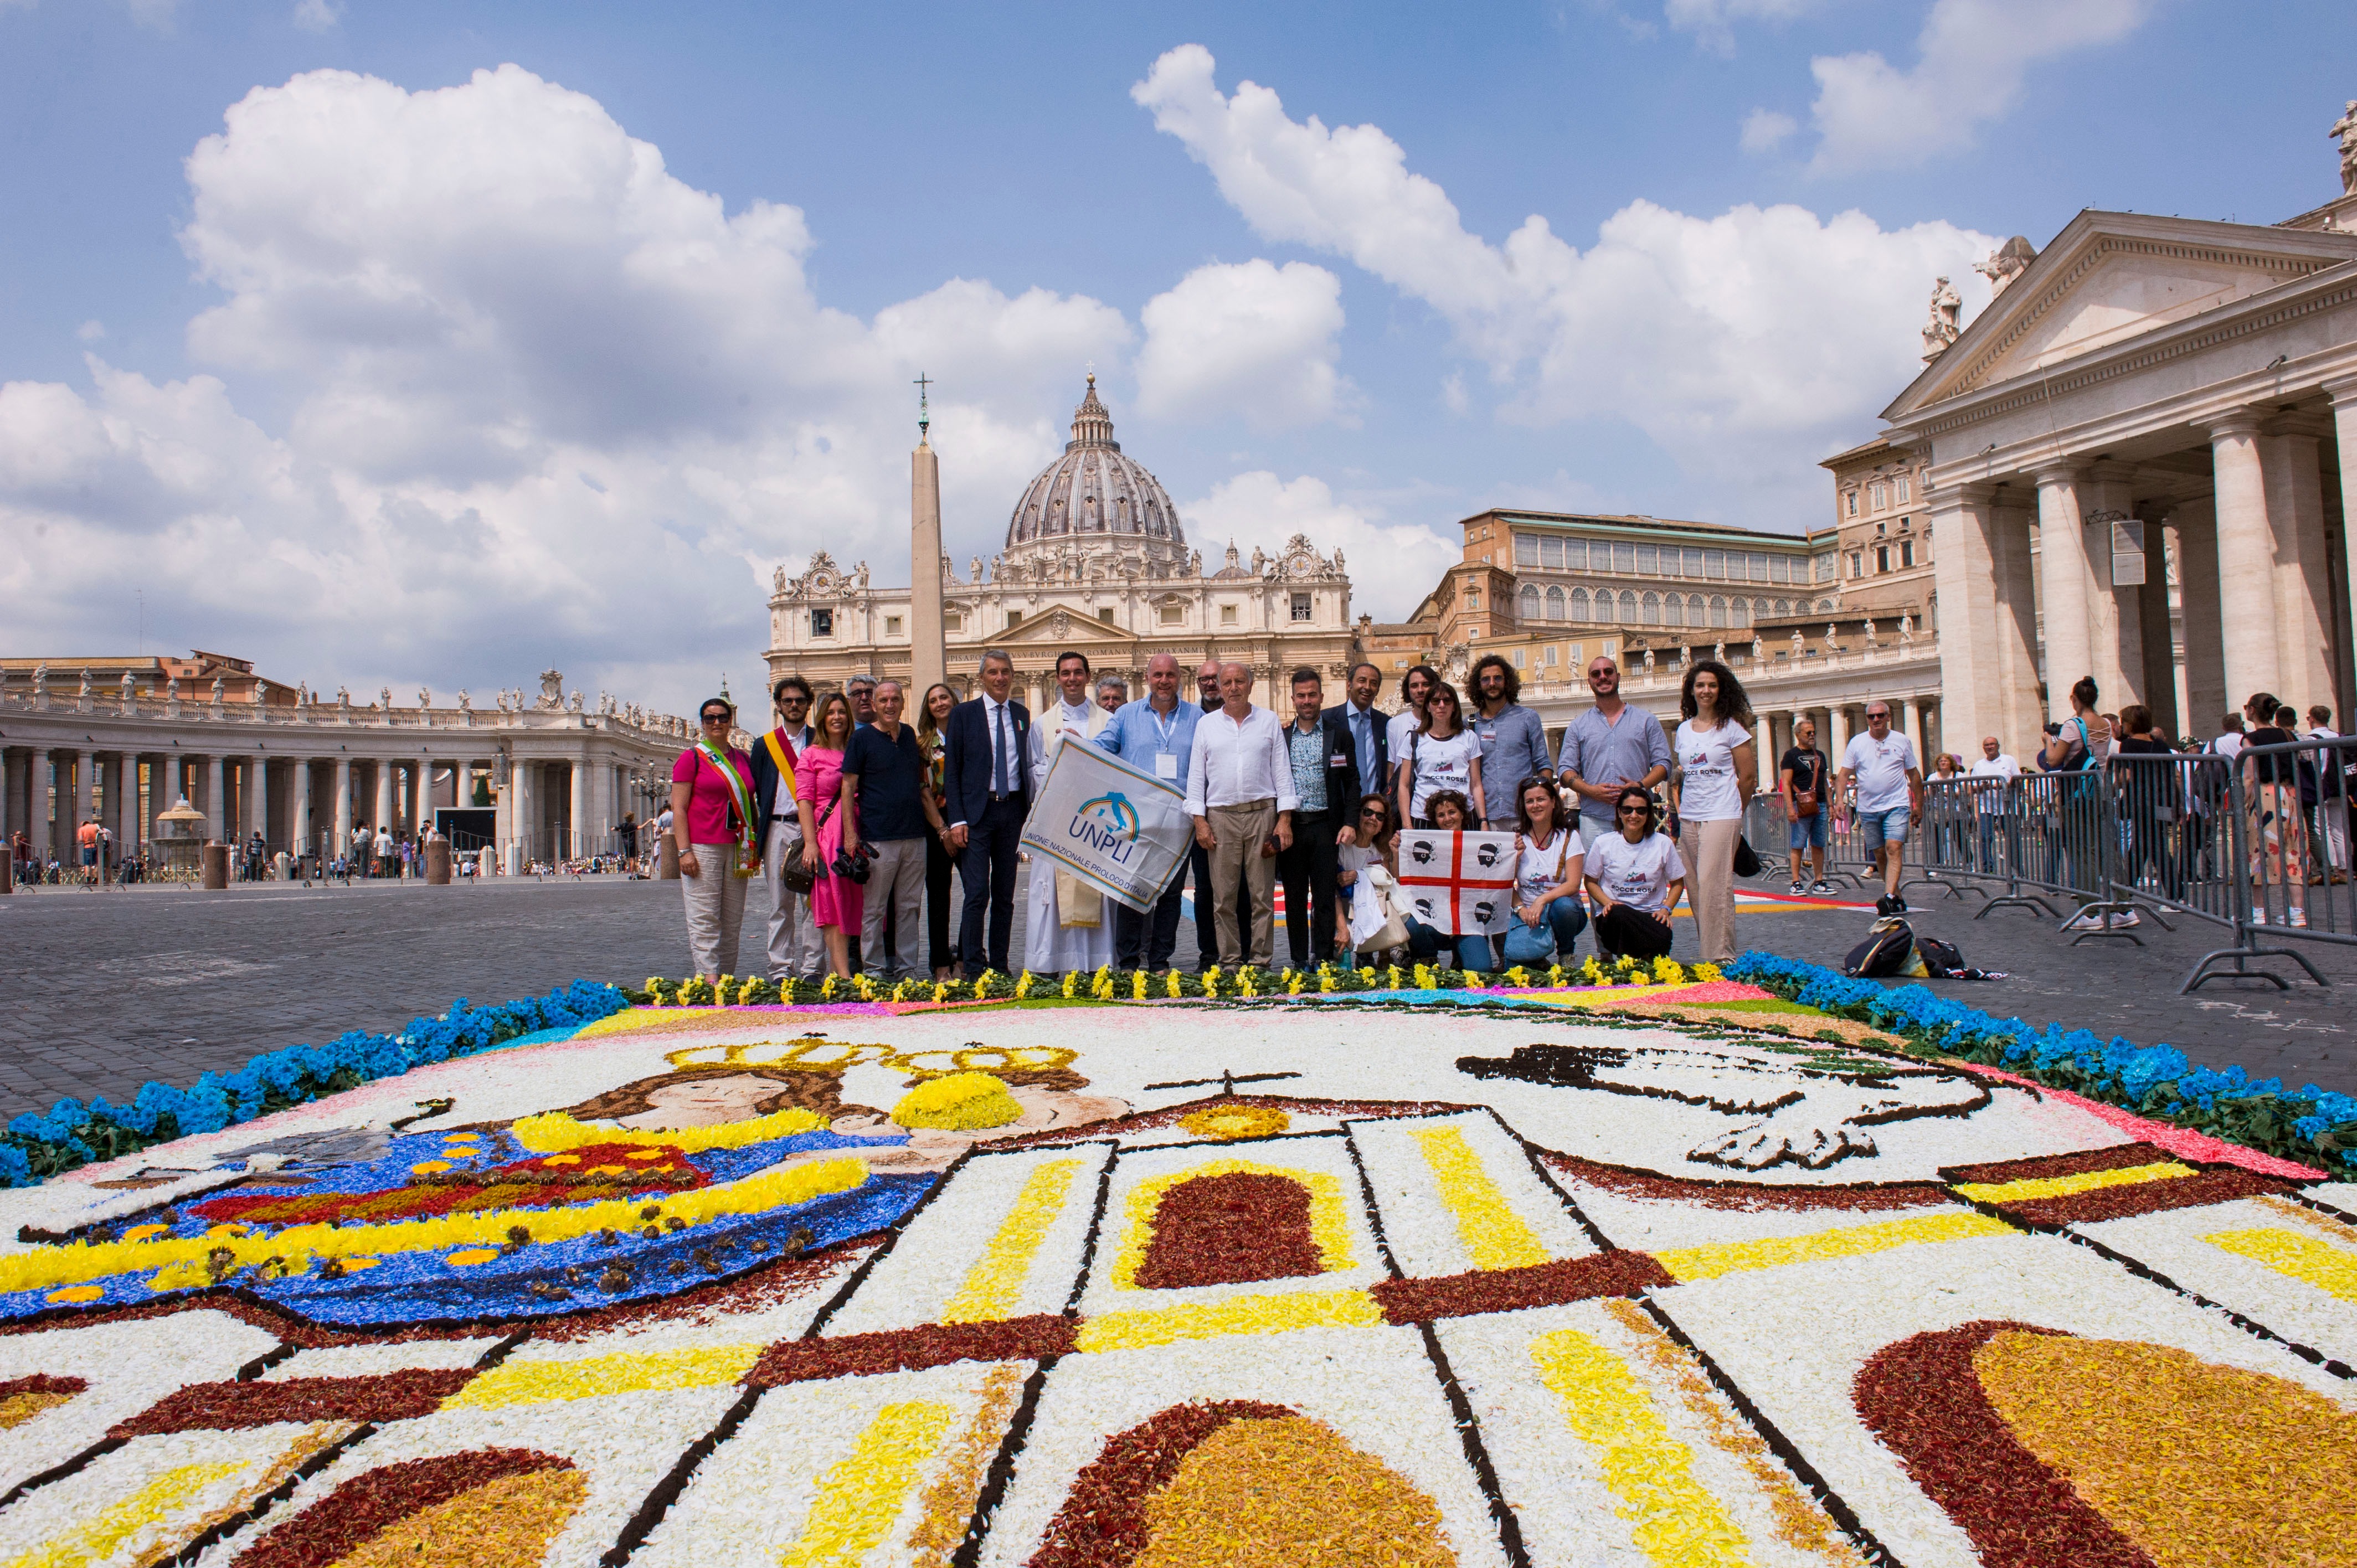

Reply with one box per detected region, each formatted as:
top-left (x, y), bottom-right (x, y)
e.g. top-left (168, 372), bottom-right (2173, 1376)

top-left (2289, 907), bottom-right (2309, 929)
top-left (1875, 895), bottom-right (1897, 915)
top-left (1789, 880), bottom-right (1806, 895)
top-left (1810, 880), bottom-right (1835, 896)
top-left (2251, 906), bottom-right (2268, 926)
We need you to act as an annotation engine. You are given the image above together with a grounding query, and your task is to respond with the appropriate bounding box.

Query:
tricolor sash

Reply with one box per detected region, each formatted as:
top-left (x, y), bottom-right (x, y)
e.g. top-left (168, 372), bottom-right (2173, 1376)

top-left (691, 737), bottom-right (761, 874)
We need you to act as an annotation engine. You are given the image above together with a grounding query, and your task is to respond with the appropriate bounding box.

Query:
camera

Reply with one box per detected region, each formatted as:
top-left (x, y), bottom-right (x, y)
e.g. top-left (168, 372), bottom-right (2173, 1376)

top-left (832, 842), bottom-right (874, 883)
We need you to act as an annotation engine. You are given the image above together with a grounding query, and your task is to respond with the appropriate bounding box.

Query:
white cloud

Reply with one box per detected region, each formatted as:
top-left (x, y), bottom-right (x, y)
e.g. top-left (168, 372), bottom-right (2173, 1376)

top-left (291, 0), bottom-right (342, 32)
top-left (1133, 45), bottom-right (1993, 511)
top-left (126, 0), bottom-right (179, 29)
top-left (1803, 0), bottom-right (2153, 174)
top-left (1134, 259), bottom-right (1346, 428)
top-left (1739, 108), bottom-right (1797, 153)
top-left (76, 319), bottom-right (105, 342)
top-left (1180, 471), bottom-right (1455, 623)
top-left (1664, 0), bottom-right (1823, 53)
top-left (0, 65), bottom-right (1132, 714)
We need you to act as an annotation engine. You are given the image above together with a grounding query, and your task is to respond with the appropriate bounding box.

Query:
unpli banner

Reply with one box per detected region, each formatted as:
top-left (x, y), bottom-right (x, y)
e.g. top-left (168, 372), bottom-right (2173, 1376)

top-left (1020, 739), bottom-right (1192, 914)
top-left (1397, 829), bottom-right (1517, 935)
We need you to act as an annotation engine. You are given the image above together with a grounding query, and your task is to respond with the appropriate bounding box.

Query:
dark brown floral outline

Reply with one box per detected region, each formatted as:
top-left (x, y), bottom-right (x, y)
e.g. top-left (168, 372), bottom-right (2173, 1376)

top-left (229, 1447), bottom-right (575, 1568)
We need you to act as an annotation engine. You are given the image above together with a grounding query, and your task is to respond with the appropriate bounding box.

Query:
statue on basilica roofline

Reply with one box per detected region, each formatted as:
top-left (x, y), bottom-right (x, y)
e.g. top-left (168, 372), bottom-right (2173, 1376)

top-left (419, 687), bottom-right (433, 712)
top-left (1973, 236), bottom-right (2036, 298)
top-left (78, 667), bottom-right (93, 698)
top-left (1900, 613), bottom-right (1915, 644)
top-left (1921, 276), bottom-right (1962, 359)
top-left (2334, 99), bottom-right (2357, 195)
top-left (212, 677), bottom-right (228, 710)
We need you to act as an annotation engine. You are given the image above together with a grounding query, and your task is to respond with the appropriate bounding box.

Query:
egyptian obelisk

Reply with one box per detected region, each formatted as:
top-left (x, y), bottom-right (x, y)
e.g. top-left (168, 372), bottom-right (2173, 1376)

top-left (908, 375), bottom-right (948, 694)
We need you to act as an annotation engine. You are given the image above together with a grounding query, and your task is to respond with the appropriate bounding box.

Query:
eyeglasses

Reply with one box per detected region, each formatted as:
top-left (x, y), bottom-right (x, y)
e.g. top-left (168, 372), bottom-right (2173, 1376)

top-left (1617, 804), bottom-right (1650, 816)
top-left (1866, 711), bottom-right (1891, 722)
top-left (699, 713), bottom-right (731, 725)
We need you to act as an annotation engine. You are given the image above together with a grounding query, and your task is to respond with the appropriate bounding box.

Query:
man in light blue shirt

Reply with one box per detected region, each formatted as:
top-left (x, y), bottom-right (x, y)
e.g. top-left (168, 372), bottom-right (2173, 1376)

top-left (1558, 654), bottom-right (1672, 840)
top-left (1094, 652), bottom-right (1202, 969)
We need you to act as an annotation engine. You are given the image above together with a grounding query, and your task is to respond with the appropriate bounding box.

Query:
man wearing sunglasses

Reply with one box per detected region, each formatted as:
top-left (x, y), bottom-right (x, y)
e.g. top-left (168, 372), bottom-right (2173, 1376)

top-left (749, 675), bottom-right (822, 981)
top-left (1838, 702), bottom-right (1923, 914)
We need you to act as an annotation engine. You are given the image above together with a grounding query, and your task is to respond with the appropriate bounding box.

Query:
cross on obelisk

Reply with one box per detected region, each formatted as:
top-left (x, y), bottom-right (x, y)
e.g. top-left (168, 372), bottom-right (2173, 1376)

top-left (914, 373), bottom-right (932, 436)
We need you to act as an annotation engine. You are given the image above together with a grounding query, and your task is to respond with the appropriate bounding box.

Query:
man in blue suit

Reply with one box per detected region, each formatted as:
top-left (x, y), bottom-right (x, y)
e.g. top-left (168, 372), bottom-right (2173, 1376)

top-left (941, 649), bottom-right (1031, 978)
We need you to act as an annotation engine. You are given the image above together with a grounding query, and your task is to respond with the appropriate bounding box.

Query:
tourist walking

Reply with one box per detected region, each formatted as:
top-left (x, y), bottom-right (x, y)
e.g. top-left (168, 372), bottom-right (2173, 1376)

top-left (916, 682), bottom-right (961, 979)
top-left (1840, 699), bottom-right (1925, 915)
top-left (844, 680), bottom-right (944, 984)
top-left (1468, 654), bottom-right (1551, 830)
top-left (2302, 704), bottom-right (2348, 881)
top-left (2241, 694), bottom-right (2308, 928)
top-left (1558, 655), bottom-right (1671, 841)
top-left (1586, 786), bottom-right (1685, 961)
top-left (1780, 717), bottom-right (1831, 895)
top-left (1277, 667), bottom-right (1358, 968)
top-left (1186, 662), bottom-right (1296, 969)
top-left (1023, 651), bottom-right (1116, 976)
top-left (1506, 775), bottom-right (1588, 964)
top-left (1095, 653), bottom-right (1201, 972)
top-left (1668, 658), bottom-right (1756, 964)
top-left (943, 651), bottom-right (1030, 978)
top-left (1398, 678), bottom-right (1483, 829)
top-left (671, 696), bottom-right (760, 984)
top-left (750, 675), bottom-right (822, 982)
top-left (794, 692), bottom-right (863, 977)
top-left (1327, 662), bottom-right (1391, 807)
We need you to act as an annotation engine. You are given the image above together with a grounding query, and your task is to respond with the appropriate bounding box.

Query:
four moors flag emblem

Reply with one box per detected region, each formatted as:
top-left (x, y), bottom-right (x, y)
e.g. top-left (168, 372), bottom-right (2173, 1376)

top-left (1020, 740), bottom-right (1194, 912)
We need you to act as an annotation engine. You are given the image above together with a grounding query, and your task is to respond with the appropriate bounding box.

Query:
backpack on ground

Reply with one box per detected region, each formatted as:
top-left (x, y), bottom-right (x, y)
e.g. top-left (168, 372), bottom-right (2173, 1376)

top-left (1843, 917), bottom-right (1926, 979)
top-left (1914, 933), bottom-right (1967, 977)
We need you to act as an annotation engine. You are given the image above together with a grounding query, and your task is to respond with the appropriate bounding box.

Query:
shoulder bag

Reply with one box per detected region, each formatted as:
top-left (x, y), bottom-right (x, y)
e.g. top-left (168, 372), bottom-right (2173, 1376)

top-left (1791, 750), bottom-right (1820, 819)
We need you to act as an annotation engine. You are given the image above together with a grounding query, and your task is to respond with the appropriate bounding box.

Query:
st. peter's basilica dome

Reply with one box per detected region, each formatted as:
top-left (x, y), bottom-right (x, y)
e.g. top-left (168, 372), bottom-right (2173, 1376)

top-left (1003, 375), bottom-right (1186, 562)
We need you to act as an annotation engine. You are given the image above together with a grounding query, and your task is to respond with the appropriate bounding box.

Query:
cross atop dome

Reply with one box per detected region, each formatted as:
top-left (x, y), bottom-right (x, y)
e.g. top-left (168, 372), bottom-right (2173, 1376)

top-left (1069, 371), bottom-right (1116, 452)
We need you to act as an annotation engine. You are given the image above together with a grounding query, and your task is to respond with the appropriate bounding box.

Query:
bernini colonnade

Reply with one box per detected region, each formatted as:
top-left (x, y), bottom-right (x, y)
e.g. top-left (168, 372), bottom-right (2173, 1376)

top-left (1891, 209), bottom-right (2357, 750)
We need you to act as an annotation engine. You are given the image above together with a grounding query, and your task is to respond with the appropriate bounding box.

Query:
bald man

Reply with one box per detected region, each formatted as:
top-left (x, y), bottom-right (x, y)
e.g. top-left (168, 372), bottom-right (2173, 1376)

top-left (1095, 652), bottom-right (1203, 970)
top-left (1185, 662), bottom-right (1296, 968)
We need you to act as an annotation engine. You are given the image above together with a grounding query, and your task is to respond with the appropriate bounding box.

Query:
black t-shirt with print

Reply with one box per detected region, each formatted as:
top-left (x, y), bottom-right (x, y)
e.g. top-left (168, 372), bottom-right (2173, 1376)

top-left (1779, 747), bottom-right (1825, 796)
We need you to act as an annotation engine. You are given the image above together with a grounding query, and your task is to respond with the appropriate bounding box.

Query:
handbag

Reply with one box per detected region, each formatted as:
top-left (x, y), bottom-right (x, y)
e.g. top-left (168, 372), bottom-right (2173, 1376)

top-left (1792, 752), bottom-right (1820, 819)
top-left (1352, 864), bottom-right (1413, 956)
top-left (1733, 833), bottom-right (1761, 878)
top-left (780, 797), bottom-right (835, 895)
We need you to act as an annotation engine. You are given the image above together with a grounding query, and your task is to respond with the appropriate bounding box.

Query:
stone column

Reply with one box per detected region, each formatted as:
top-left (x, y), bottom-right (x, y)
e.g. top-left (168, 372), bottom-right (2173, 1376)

top-left (373, 761), bottom-right (394, 844)
top-left (1828, 705), bottom-right (1850, 765)
top-left (1930, 482), bottom-right (2027, 757)
top-left (74, 748), bottom-right (96, 841)
top-left (568, 760), bottom-right (586, 859)
top-left (1987, 494), bottom-right (2045, 752)
top-left (333, 757), bottom-right (352, 854)
top-left (1, 749), bottom-right (18, 844)
top-left (2033, 465), bottom-right (2095, 721)
top-left (202, 754), bottom-right (225, 843)
top-left (2331, 378), bottom-right (2357, 726)
top-left (514, 762), bottom-right (537, 866)
top-left (2134, 508), bottom-right (2179, 742)
top-left (2082, 462), bottom-right (2145, 710)
top-left (246, 757), bottom-right (269, 847)
top-left (2259, 419), bottom-right (2335, 711)
top-left (2169, 498), bottom-right (2227, 737)
top-left (2209, 414), bottom-right (2279, 703)
top-left (291, 759), bottom-right (312, 857)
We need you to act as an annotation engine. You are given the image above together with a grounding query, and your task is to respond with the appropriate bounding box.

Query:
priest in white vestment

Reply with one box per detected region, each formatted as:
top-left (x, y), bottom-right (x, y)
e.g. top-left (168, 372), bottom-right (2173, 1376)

top-left (1023, 650), bottom-right (1117, 974)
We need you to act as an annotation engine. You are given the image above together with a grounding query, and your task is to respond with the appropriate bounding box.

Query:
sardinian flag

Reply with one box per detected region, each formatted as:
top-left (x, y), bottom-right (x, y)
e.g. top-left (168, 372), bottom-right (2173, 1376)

top-left (1396, 830), bottom-right (1517, 936)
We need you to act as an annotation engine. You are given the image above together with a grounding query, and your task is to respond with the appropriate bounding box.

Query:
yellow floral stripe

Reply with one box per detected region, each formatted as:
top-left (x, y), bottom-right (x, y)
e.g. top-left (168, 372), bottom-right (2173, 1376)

top-left (1411, 1126), bottom-right (1550, 1272)
top-left (445, 1342), bottom-right (766, 1410)
top-left (1530, 1329), bottom-right (1756, 1568)
top-left (778, 1399), bottom-right (959, 1568)
top-left (0, 1157), bottom-right (867, 1298)
top-left (1949, 1160), bottom-right (2195, 1205)
top-left (1654, 1212), bottom-right (2013, 1283)
top-left (1110, 1159), bottom-right (1356, 1291)
top-left (508, 1106), bottom-right (826, 1153)
top-left (2201, 1226), bottom-right (2357, 1303)
top-left (4, 1460), bottom-right (246, 1568)
top-left (938, 1160), bottom-right (1083, 1324)
top-left (904, 1365), bottom-right (1026, 1568)
top-left (1074, 1288), bottom-right (1382, 1353)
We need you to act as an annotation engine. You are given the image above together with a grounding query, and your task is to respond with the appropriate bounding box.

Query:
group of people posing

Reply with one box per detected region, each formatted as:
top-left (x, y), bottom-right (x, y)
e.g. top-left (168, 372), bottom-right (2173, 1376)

top-left (666, 648), bottom-right (1771, 984)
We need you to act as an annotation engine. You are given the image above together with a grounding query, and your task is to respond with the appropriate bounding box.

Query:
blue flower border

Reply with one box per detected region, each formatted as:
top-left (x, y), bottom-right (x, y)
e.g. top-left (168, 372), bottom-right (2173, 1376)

top-left (1724, 952), bottom-right (2357, 1174)
top-left (0, 981), bottom-right (630, 1187)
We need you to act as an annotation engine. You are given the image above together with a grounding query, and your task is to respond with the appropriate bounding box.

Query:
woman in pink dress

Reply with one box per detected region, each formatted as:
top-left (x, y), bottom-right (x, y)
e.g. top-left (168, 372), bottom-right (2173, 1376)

top-left (795, 692), bottom-right (862, 977)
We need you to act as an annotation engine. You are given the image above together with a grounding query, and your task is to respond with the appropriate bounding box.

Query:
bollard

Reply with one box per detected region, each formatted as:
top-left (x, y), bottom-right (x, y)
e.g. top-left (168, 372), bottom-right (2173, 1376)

top-left (200, 841), bottom-right (229, 890)
top-left (425, 839), bottom-right (452, 884)
top-left (658, 837), bottom-right (681, 880)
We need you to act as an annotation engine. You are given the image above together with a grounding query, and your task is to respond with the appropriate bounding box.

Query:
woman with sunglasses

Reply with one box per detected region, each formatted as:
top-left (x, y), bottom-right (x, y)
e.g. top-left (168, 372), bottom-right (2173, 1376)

top-left (671, 697), bottom-right (760, 984)
top-left (794, 692), bottom-right (863, 978)
top-left (1337, 791), bottom-right (1404, 964)
top-left (1398, 679), bottom-right (1484, 830)
top-left (1584, 786), bottom-right (1685, 961)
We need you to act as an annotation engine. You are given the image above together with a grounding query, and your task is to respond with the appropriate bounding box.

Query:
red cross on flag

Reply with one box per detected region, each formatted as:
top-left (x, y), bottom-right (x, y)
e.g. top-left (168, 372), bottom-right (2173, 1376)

top-left (1396, 830), bottom-right (1517, 936)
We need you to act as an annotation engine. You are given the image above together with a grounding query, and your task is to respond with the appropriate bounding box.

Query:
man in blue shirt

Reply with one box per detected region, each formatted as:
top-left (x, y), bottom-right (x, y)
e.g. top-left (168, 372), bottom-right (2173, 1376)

top-left (1094, 652), bottom-right (1201, 971)
top-left (1469, 654), bottom-right (1552, 829)
top-left (1558, 654), bottom-right (1671, 841)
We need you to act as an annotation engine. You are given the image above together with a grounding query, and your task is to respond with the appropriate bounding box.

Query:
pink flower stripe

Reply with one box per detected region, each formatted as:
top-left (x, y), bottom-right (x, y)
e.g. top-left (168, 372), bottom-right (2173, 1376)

top-left (1965, 1063), bottom-right (2326, 1179)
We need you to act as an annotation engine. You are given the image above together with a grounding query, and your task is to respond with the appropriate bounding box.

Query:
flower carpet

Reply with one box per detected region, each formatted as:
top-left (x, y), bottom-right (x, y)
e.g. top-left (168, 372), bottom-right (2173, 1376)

top-left (2, 964), bottom-right (2354, 1568)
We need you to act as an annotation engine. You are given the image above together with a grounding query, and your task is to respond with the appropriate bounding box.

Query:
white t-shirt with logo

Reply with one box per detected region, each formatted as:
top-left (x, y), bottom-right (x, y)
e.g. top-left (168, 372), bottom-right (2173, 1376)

top-left (1672, 718), bottom-right (1748, 821)
top-left (1514, 827), bottom-right (1584, 906)
top-left (1585, 831), bottom-right (1685, 914)
top-left (1407, 729), bottom-right (1481, 820)
top-left (1844, 730), bottom-right (1919, 813)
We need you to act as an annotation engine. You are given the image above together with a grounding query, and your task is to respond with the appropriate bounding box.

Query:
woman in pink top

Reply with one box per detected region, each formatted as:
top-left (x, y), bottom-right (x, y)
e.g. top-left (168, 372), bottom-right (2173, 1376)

top-left (795, 692), bottom-right (863, 977)
top-left (670, 697), bottom-right (760, 983)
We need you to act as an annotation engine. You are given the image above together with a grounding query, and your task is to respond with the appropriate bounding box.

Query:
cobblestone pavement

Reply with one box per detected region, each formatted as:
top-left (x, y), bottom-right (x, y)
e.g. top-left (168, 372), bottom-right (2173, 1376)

top-left (4, 865), bottom-right (2352, 1123)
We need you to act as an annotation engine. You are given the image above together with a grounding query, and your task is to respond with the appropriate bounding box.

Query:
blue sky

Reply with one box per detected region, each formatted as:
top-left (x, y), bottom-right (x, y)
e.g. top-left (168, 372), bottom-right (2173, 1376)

top-left (2, 0), bottom-right (2348, 711)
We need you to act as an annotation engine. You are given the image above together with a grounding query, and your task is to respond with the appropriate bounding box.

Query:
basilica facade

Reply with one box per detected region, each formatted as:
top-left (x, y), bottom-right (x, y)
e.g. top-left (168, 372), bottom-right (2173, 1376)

top-left (765, 376), bottom-right (1356, 711)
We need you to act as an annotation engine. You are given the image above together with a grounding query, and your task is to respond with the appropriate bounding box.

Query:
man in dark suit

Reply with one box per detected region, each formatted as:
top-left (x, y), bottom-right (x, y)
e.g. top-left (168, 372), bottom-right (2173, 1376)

top-left (942, 649), bottom-right (1031, 978)
top-left (1325, 662), bottom-right (1391, 811)
top-left (1279, 667), bottom-right (1365, 967)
